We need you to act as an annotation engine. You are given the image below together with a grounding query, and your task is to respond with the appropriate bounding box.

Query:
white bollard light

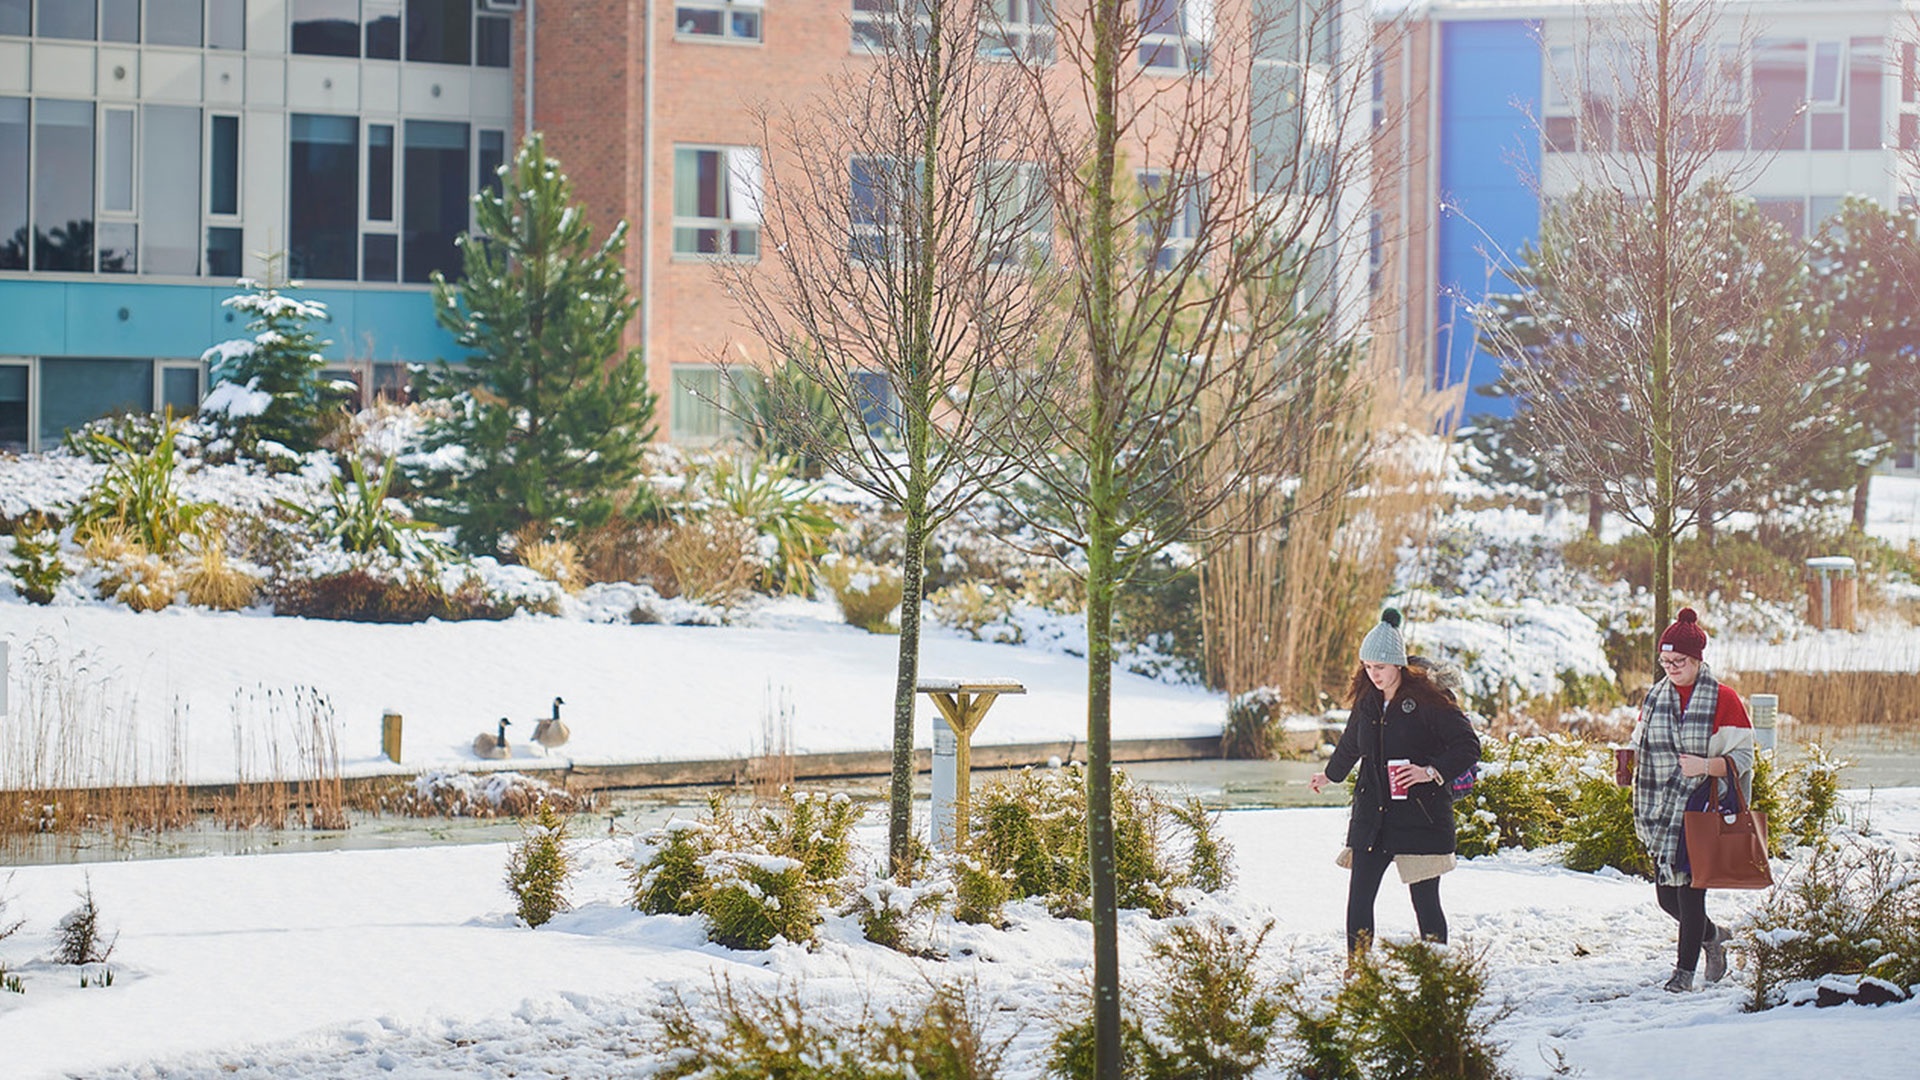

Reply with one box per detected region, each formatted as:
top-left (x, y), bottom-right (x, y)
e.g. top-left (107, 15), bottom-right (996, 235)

top-left (931, 719), bottom-right (958, 850)
top-left (1749, 693), bottom-right (1778, 753)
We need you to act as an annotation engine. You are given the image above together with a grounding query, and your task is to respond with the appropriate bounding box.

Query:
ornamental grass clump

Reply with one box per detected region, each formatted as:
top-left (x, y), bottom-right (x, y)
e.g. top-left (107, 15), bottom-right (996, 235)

top-left (504, 802), bottom-right (572, 928)
top-left (1048, 917), bottom-right (1285, 1080)
top-left (822, 554), bottom-right (903, 632)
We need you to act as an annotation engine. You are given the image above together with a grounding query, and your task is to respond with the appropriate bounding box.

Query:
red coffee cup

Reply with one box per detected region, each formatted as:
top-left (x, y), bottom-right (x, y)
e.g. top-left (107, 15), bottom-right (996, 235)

top-left (1614, 746), bottom-right (1635, 786)
top-left (1389, 758), bottom-right (1411, 799)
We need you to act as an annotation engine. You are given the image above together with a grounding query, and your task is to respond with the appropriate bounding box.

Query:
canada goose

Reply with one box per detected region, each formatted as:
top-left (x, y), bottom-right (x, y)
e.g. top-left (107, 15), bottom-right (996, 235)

top-left (531, 696), bottom-right (569, 753)
top-left (473, 718), bottom-right (512, 759)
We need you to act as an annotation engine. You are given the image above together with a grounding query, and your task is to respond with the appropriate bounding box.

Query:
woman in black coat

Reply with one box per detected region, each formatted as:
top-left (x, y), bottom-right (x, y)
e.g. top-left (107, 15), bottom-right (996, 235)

top-left (1310, 610), bottom-right (1481, 954)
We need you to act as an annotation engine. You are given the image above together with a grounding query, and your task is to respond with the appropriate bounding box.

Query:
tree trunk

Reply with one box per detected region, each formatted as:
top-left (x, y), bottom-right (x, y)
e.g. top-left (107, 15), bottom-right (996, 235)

top-left (888, 507), bottom-right (926, 880)
top-left (1587, 490), bottom-right (1604, 539)
top-left (1087, 4), bottom-right (1122, 1075)
top-left (1650, 0), bottom-right (1675, 655)
top-left (1698, 497), bottom-right (1714, 547)
top-left (1852, 465), bottom-right (1873, 533)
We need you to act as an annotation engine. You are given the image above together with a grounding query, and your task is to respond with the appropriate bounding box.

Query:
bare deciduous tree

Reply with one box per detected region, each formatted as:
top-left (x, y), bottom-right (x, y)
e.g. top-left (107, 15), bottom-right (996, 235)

top-left (984, 2), bottom-right (1378, 1072)
top-left (717, 0), bottom-right (1058, 877)
top-left (1474, 0), bottom-right (1847, 636)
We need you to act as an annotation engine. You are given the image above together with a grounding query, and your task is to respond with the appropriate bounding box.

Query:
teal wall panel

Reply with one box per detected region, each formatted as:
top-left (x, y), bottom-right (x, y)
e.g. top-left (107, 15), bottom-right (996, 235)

top-left (0, 281), bottom-right (72, 355)
top-left (65, 284), bottom-right (220, 357)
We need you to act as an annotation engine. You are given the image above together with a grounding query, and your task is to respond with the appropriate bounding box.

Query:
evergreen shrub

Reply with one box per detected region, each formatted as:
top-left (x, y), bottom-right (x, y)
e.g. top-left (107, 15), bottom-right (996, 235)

top-left (1452, 735), bottom-right (1598, 857)
top-left (927, 580), bottom-right (1018, 642)
top-left (853, 878), bottom-right (948, 955)
top-left (1049, 918), bottom-right (1284, 1080)
top-left (505, 802), bottom-right (573, 927)
top-left (1285, 941), bottom-right (1511, 1080)
top-left (1561, 775), bottom-right (1651, 877)
top-left (7, 513), bottom-right (68, 604)
top-left (54, 877), bottom-right (116, 966)
top-left (1745, 835), bottom-right (1920, 1010)
top-left (1221, 687), bottom-right (1285, 759)
top-left (946, 852), bottom-right (1013, 927)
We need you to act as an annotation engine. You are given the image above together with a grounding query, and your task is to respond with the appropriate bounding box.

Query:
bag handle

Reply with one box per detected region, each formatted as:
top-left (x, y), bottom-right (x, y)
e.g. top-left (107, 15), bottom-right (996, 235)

top-left (1707, 755), bottom-right (1748, 814)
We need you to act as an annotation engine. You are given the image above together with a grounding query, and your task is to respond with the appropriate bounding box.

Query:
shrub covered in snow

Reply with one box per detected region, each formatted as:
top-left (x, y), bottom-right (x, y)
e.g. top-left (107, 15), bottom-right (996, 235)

top-left (851, 878), bottom-right (948, 955)
top-left (397, 770), bottom-right (587, 818)
top-left (971, 764), bottom-right (1226, 920)
top-left (926, 579), bottom-right (1019, 643)
top-left (200, 260), bottom-right (350, 461)
top-left (1285, 939), bottom-right (1512, 1080)
top-left (628, 789), bottom-right (865, 950)
top-left (1049, 918), bottom-right (1285, 1080)
top-left (1451, 735), bottom-right (1602, 858)
top-left (53, 877), bottom-right (116, 966)
top-left (6, 513), bottom-right (67, 604)
top-left (822, 553), bottom-right (903, 633)
top-left (504, 802), bottom-right (572, 928)
top-left (1744, 834), bottom-right (1920, 1010)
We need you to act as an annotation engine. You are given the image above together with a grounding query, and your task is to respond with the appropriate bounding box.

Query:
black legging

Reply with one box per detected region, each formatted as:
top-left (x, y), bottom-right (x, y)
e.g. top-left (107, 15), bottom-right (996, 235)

top-left (1656, 884), bottom-right (1719, 973)
top-left (1347, 848), bottom-right (1447, 953)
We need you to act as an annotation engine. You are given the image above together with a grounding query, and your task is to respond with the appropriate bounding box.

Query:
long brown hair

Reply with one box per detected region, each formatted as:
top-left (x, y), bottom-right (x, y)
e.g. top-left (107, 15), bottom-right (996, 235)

top-left (1348, 662), bottom-right (1456, 712)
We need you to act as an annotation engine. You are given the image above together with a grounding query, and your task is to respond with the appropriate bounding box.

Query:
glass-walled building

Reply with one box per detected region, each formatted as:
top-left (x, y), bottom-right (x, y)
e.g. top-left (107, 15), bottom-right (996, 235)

top-left (0, 0), bottom-right (515, 451)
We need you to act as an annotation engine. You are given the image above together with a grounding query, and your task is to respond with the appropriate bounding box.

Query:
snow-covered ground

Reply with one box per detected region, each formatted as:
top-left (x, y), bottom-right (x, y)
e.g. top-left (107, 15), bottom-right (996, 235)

top-left (0, 790), bottom-right (1914, 1080)
top-left (0, 597), bottom-right (1224, 786)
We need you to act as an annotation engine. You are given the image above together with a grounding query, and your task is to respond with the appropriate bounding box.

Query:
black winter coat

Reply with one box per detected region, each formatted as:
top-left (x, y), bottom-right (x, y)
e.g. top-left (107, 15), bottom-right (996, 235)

top-left (1323, 689), bottom-right (1481, 857)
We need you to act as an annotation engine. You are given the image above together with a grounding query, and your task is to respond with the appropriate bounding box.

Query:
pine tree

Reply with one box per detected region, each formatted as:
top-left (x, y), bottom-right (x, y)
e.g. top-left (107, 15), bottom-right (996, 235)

top-left (201, 251), bottom-right (346, 461)
top-left (420, 134), bottom-right (657, 554)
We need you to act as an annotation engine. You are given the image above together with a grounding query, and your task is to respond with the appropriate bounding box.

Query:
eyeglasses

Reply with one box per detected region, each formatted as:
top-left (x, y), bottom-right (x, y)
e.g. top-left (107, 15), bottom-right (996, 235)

top-left (1657, 655), bottom-right (1694, 669)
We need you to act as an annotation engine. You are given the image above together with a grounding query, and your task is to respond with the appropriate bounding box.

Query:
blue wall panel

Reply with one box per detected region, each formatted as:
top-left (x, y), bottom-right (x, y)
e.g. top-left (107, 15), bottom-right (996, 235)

top-left (1437, 19), bottom-right (1542, 418)
top-left (0, 281), bottom-right (71, 355)
top-left (0, 279), bottom-right (452, 367)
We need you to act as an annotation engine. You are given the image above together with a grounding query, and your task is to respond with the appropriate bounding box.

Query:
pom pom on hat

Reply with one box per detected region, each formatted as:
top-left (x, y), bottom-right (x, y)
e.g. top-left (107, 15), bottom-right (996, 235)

top-left (1359, 608), bottom-right (1409, 667)
top-left (1658, 607), bottom-right (1708, 661)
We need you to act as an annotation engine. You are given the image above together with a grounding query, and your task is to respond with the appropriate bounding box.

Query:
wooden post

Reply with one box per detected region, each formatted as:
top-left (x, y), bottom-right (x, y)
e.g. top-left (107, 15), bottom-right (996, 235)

top-left (918, 678), bottom-right (1025, 850)
top-left (381, 711), bottom-right (403, 763)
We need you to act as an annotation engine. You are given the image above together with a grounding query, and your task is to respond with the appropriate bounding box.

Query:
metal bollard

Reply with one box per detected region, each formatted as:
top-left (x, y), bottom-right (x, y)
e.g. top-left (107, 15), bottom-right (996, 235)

top-left (1749, 693), bottom-right (1778, 753)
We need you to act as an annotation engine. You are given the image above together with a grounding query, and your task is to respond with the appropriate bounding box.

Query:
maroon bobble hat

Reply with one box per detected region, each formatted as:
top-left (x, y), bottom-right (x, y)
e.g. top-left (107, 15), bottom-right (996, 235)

top-left (1658, 607), bottom-right (1707, 661)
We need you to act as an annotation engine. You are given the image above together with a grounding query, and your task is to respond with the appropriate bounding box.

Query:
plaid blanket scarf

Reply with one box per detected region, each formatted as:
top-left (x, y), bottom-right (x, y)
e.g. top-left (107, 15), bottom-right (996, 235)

top-left (1632, 671), bottom-right (1720, 887)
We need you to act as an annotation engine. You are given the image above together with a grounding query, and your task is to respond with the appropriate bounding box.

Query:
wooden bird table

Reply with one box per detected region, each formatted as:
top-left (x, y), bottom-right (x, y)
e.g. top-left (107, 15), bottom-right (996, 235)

top-left (918, 678), bottom-right (1026, 850)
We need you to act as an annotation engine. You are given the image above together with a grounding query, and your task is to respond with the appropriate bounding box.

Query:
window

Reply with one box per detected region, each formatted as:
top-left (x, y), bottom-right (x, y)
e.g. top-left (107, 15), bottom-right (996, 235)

top-left (206, 225), bottom-right (241, 277)
top-left (1543, 45), bottom-right (1577, 152)
top-left (477, 128), bottom-right (505, 198)
top-left (35, 0), bottom-right (94, 39)
top-left (1367, 210), bottom-right (1383, 295)
top-left (676, 0), bottom-right (761, 43)
top-left (673, 146), bottom-right (760, 258)
top-left (1752, 39), bottom-right (1808, 151)
top-left (1754, 197), bottom-right (1805, 239)
top-left (849, 155), bottom-right (908, 263)
top-left (100, 106), bottom-right (136, 273)
top-left (102, 0), bottom-right (139, 42)
top-left (1848, 38), bottom-right (1883, 151)
top-left (366, 1), bottom-right (402, 58)
top-left (292, 0), bottom-right (362, 56)
top-left (852, 370), bottom-right (899, 439)
top-left (149, 0), bottom-right (204, 47)
top-left (407, 0), bottom-right (472, 65)
top-left (34, 99), bottom-right (92, 273)
top-left (1136, 169), bottom-right (1203, 270)
top-left (852, 0), bottom-right (929, 52)
top-left (0, 98), bottom-right (21, 270)
top-left (0, 1), bottom-right (29, 36)
top-left (977, 160), bottom-right (1050, 266)
top-left (476, 10), bottom-right (509, 65)
top-left (209, 114), bottom-right (240, 217)
top-left (144, 104), bottom-right (201, 275)
top-left (158, 361), bottom-right (202, 419)
top-left (670, 365), bottom-right (739, 444)
top-left (1139, 0), bottom-right (1210, 75)
top-left (0, 362), bottom-right (28, 454)
top-left (208, 0), bottom-right (244, 48)
top-left (367, 122), bottom-right (395, 221)
top-left (402, 119), bottom-right (469, 282)
top-left (289, 113), bottom-right (359, 280)
top-left (980, 0), bottom-right (1051, 63)
top-left (39, 358), bottom-right (151, 448)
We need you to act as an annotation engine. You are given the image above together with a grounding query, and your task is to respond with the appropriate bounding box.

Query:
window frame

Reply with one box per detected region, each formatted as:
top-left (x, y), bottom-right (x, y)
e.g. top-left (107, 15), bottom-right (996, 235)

top-left (979, 0), bottom-right (1052, 65)
top-left (673, 0), bottom-right (763, 45)
top-left (1135, 167), bottom-right (1205, 271)
top-left (0, 357), bottom-right (35, 455)
top-left (977, 159), bottom-right (1051, 268)
top-left (1138, 0), bottom-right (1211, 76)
top-left (669, 363), bottom-right (742, 445)
top-left (154, 358), bottom-right (204, 420)
top-left (671, 143), bottom-right (762, 261)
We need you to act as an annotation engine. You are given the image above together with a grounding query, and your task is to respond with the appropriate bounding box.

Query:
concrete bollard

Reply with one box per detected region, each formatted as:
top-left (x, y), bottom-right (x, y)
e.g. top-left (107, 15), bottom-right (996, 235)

top-left (381, 711), bottom-right (403, 763)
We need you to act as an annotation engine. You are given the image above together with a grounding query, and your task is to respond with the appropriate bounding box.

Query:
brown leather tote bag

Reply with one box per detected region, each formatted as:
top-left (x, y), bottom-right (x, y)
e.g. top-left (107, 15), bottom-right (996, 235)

top-left (1684, 757), bottom-right (1774, 890)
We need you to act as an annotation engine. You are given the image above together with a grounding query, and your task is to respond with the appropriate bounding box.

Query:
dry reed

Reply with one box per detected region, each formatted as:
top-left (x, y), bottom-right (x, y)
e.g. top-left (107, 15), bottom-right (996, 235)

top-left (664, 516), bottom-right (759, 606)
top-left (1198, 345), bottom-right (1457, 705)
top-left (1734, 670), bottom-right (1920, 732)
top-left (747, 685), bottom-right (798, 802)
top-left (182, 539), bottom-right (262, 610)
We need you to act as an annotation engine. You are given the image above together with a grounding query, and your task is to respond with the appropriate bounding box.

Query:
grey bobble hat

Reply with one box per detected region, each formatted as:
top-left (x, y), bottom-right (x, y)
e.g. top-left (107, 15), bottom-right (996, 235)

top-left (1359, 608), bottom-right (1409, 667)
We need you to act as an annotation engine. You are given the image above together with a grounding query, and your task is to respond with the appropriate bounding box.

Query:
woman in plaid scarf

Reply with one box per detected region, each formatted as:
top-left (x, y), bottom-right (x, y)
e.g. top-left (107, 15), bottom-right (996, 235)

top-left (1620, 607), bottom-right (1755, 992)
